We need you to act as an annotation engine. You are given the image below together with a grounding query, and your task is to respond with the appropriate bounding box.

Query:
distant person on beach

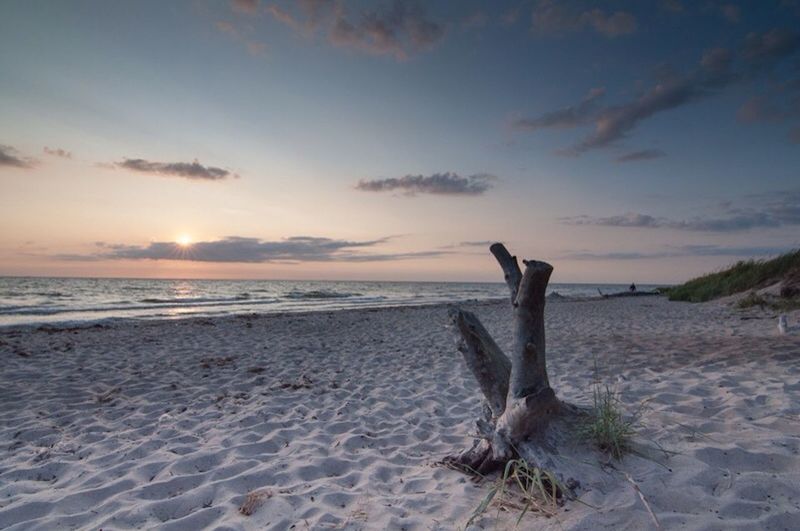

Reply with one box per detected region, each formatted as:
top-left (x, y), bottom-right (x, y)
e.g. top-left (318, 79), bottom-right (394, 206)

top-left (629, 283), bottom-right (637, 293)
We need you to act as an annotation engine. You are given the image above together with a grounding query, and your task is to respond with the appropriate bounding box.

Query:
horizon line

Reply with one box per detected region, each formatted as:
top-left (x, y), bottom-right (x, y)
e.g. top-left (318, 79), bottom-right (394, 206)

top-left (0, 273), bottom-right (672, 286)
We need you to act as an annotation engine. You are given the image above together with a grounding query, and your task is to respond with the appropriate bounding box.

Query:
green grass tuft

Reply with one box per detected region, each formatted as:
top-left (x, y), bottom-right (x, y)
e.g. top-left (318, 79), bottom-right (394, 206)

top-left (665, 249), bottom-right (800, 303)
top-left (735, 291), bottom-right (769, 309)
top-left (580, 384), bottom-right (640, 460)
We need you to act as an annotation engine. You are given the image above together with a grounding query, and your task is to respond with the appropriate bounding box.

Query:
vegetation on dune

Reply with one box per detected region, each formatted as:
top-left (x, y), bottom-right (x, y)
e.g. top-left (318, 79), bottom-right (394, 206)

top-left (736, 292), bottom-right (800, 311)
top-left (735, 292), bottom-right (770, 309)
top-left (665, 249), bottom-right (800, 303)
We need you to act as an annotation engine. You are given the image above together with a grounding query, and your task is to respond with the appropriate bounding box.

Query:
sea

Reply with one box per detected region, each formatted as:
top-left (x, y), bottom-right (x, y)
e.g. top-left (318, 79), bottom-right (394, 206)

top-left (0, 277), bottom-right (658, 327)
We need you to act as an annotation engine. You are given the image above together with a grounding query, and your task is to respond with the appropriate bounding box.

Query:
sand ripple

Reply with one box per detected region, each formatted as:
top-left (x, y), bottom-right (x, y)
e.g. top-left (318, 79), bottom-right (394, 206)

top-left (1, 298), bottom-right (799, 529)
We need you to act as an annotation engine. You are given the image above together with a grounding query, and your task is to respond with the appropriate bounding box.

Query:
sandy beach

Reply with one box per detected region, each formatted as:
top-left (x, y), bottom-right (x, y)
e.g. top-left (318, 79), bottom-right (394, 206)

top-left (4, 1), bottom-right (800, 528)
top-left (1, 296), bottom-right (799, 530)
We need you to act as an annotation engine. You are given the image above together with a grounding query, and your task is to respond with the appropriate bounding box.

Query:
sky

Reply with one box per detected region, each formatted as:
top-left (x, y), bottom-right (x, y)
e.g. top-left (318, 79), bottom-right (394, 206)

top-left (1, 0), bottom-right (799, 284)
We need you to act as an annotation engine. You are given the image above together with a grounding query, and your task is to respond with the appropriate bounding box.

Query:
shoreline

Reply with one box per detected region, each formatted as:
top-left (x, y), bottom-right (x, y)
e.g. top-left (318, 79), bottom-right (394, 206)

top-left (0, 297), bottom-right (509, 332)
top-left (2, 296), bottom-right (798, 529)
top-left (0, 290), bottom-right (667, 332)
top-left (0, 277), bottom-right (664, 329)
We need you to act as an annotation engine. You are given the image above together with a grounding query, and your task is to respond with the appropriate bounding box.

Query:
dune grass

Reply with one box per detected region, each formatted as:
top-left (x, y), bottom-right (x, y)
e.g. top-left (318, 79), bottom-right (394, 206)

top-left (466, 458), bottom-right (563, 528)
top-left (666, 249), bottom-right (800, 303)
top-left (735, 292), bottom-right (769, 309)
top-left (579, 383), bottom-right (640, 460)
top-left (736, 292), bottom-right (800, 311)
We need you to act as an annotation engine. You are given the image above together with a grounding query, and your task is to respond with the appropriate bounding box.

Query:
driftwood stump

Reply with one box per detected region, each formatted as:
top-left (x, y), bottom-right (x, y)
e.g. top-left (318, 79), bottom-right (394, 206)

top-left (444, 243), bottom-right (583, 490)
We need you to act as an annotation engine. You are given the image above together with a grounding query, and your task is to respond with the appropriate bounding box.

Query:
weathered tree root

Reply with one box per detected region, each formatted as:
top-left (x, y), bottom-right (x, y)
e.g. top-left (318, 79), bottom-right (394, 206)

top-left (441, 439), bottom-right (503, 476)
top-left (443, 243), bottom-right (583, 494)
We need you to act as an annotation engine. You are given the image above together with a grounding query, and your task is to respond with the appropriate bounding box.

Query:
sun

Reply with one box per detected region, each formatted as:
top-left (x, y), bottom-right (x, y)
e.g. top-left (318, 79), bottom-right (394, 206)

top-left (176, 234), bottom-right (193, 247)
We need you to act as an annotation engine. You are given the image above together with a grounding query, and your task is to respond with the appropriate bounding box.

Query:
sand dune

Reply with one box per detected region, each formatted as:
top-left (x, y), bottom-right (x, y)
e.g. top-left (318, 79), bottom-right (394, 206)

top-left (1, 297), bottom-right (799, 529)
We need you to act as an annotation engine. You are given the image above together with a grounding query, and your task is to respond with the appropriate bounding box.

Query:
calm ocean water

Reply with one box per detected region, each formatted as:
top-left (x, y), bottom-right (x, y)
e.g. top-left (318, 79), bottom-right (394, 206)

top-left (0, 277), bottom-right (657, 327)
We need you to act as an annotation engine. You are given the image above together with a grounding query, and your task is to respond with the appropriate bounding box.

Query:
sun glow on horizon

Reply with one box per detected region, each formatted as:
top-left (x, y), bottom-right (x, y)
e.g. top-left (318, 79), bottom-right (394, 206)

top-left (176, 234), bottom-right (193, 247)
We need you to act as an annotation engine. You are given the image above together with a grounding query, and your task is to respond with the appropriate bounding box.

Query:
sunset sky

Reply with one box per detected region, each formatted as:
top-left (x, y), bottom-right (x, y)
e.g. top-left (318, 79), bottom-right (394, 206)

top-left (1, 0), bottom-right (799, 283)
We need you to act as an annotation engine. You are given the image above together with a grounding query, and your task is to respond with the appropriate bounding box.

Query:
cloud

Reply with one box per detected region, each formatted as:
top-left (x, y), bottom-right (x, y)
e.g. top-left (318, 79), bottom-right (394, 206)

top-left (563, 212), bottom-right (781, 232)
top-left (563, 83), bottom-right (698, 154)
top-left (60, 236), bottom-right (447, 263)
top-left (563, 52), bottom-right (736, 154)
top-left (736, 71), bottom-right (800, 142)
top-left (267, 0), bottom-right (444, 60)
top-left (266, 0), bottom-right (334, 34)
top-left (736, 96), bottom-right (787, 123)
top-left (561, 190), bottom-right (800, 232)
top-left (700, 47), bottom-right (734, 78)
top-left (563, 213), bottom-right (663, 228)
top-left (531, 0), bottom-right (637, 38)
top-left (560, 245), bottom-right (793, 260)
top-left (514, 28), bottom-right (800, 155)
top-left (615, 149), bottom-right (666, 163)
top-left (215, 20), bottom-right (267, 55)
top-left (231, 0), bottom-right (259, 15)
top-left (43, 146), bottom-right (72, 159)
top-left (560, 250), bottom-right (659, 260)
top-left (330, 0), bottom-right (444, 60)
top-left (115, 158), bottom-right (236, 181)
top-left (513, 46), bottom-right (738, 154)
top-left (0, 145), bottom-right (35, 169)
top-left (742, 28), bottom-right (800, 67)
top-left (438, 240), bottom-right (498, 250)
top-left (355, 172), bottom-right (496, 196)
top-left (265, 4), bottom-right (296, 28)
top-left (512, 87), bottom-right (605, 131)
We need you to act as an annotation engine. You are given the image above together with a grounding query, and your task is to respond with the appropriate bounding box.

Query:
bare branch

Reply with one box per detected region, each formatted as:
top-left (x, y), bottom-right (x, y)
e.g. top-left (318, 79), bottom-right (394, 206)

top-left (490, 243), bottom-right (522, 305)
top-left (449, 308), bottom-right (511, 417)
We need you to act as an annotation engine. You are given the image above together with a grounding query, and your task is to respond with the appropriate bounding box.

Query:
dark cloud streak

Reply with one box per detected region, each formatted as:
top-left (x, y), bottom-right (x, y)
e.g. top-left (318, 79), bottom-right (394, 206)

top-left (116, 158), bottom-right (236, 181)
top-left (513, 88), bottom-right (604, 131)
top-left (615, 149), bottom-right (666, 163)
top-left (43, 147), bottom-right (72, 159)
top-left (561, 191), bottom-right (800, 232)
top-left (356, 172), bottom-right (495, 196)
top-left (0, 145), bottom-right (35, 169)
top-left (60, 236), bottom-right (447, 263)
top-left (267, 0), bottom-right (444, 60)
top-left (514, 28), bottom-right (800, 155)
top-left (561, 245), bottom-right (792, 260)
top-left (564, 50), bottom-right (736, 154)
top-left (531, 0), bottom-right (637, 38)
top-left (742, 28), bottom-right (800, 66)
